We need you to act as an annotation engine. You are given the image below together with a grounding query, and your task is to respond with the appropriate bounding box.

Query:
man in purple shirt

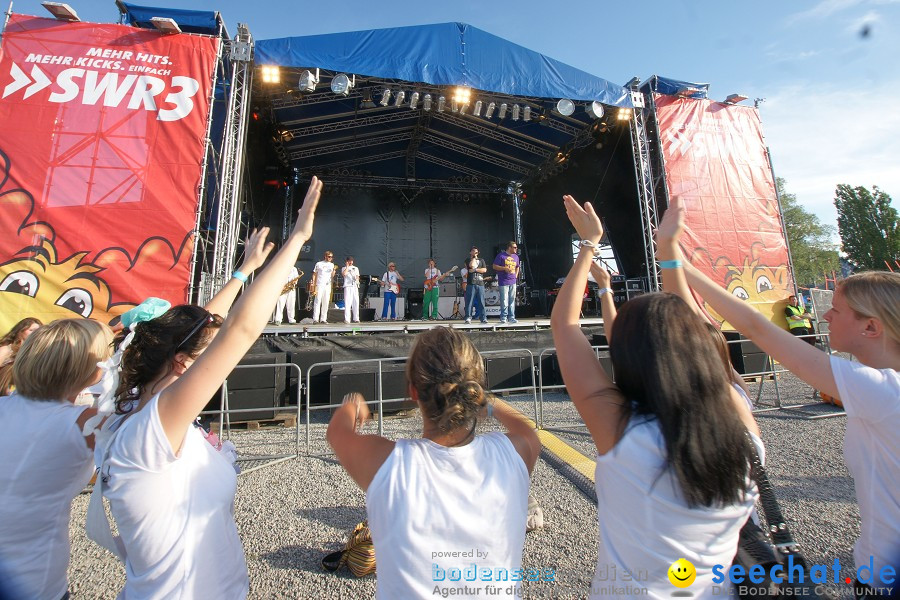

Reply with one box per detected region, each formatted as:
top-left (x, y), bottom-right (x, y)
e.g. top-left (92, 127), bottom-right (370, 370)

top-left (492, 241), bottom-right (521, 323)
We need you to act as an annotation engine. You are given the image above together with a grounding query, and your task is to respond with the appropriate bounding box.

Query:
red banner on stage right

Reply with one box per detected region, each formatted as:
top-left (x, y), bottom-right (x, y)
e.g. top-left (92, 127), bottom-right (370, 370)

top-left (654, 94), bottom-right (792, 330)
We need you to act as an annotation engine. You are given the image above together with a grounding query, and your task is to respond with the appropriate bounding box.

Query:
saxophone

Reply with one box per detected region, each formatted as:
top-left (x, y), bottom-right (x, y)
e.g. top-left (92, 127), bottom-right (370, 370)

top-left (281, 270), bottom-right (304, 295)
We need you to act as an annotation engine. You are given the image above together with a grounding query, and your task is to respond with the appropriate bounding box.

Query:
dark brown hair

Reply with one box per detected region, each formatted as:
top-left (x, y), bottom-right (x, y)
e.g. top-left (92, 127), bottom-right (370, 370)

top-left (115, 305), bottom-right (221, 413)
top-left (610, 293), bottom-right (753, 508)
top-left (406, 327), bottom-right (488, 433)
top-left (0, 317), bottom-right (42, 352)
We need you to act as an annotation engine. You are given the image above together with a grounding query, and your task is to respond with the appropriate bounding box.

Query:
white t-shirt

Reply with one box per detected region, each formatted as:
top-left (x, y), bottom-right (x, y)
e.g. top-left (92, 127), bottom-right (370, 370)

top-left (831, 355), bottom-right (900, 577)
top-left (382, 270), bottom-right (400, 292)
top-left (314, 261), bottom-right (335, 286)
top-left (593, 417), bottom-right (763, 599)
top-left (104, 395), bottom-right (248, 599)
top-left (0, 395), bottom-right (93, 599)
top-left (343, 265), bottom-right (360, 288)
top-left (366, 433), bottom-right (530, 599)
top-left (425, 267), bottom-right (441, 282)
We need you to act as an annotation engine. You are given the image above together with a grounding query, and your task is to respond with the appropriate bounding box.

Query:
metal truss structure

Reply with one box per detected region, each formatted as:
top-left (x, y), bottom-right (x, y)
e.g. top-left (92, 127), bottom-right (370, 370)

top-left (198, 24), bottom-right (254, 304)
top-left (628, 90), bottom-right (662, 292)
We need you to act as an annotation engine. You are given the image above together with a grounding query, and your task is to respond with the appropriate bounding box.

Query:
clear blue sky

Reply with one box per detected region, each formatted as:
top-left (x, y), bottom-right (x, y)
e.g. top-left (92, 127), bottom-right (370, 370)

top-left (7, 0), bottom-right (900, 236)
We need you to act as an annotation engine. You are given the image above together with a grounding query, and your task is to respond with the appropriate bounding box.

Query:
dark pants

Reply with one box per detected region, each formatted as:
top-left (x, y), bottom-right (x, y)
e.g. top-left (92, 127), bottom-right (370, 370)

top-left (789, 327), bottom-right (816, 346)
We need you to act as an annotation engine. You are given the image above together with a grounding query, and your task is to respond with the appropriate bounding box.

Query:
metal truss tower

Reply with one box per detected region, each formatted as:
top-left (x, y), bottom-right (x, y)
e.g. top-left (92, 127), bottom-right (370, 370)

top-left (628, 90), bottom-right (662, 292)
top-left (201, 23), bottom-right (254, 304)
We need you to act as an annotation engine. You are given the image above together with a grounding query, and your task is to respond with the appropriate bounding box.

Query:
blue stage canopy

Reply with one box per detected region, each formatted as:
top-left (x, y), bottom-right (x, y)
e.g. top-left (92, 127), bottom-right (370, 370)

top-left (117, 1), bottom-right (223, 36)
top-left (256, 22), bottom-right (632, 108)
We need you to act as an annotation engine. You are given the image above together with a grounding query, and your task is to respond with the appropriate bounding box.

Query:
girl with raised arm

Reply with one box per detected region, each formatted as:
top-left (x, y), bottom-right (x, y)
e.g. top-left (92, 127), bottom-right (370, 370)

top-left (99, 177), bottom-right (322, 599)
top-left (327, 326), bottom-right (540, 599)
top-left (664, 195), bottom-right (900, 597)
top-left (550, 195), bottom-right (762, 599)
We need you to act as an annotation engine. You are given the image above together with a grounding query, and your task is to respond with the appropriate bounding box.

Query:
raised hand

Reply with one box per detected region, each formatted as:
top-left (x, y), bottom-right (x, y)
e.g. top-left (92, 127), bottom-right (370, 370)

top-left (563, 195), bottom-right (604, 242)
top-left (656, 195), bottom-right (685, 245)
top-left (292, 176), bottom-right (323, 241)
top-left (238, 227), bottom-right (275, 273)
top-left (589, 262), bottom-right (611, 288)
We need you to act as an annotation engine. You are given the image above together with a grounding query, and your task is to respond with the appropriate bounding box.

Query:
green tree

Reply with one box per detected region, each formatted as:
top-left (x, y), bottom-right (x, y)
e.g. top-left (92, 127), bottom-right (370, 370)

top-left (833, 184), bottom-right (900, 271)
top-left (776, 178), bottom-right (840, 286)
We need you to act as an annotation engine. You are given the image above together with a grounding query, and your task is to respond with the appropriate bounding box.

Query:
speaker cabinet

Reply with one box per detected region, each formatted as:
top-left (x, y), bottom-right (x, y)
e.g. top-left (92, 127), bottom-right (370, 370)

top-left (329, 362), bottom-right (414, 412)
top-left (207, 353), bottom-right (285, 421)
top-left (406, 288), bottom-right (424, 319)
top-left (284, 349), bottom-right (333, 406)
top-left (723, 332), bottom-right (770, 375)
top-left (485, 355), bottom-right (532, 391)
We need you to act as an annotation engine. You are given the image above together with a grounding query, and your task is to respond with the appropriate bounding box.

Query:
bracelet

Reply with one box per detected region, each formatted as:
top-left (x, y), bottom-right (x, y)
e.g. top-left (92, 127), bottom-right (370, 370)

top-left (597, 287), bottom-right (612, 297)
top-left (487, 401), bottom-right (494, 419)
top-left (658, 259), bottom-right (682, 269)
top-left (579, 240), bottom-right (601, 256)
top-left (232, 270), bottom-right (249, 283)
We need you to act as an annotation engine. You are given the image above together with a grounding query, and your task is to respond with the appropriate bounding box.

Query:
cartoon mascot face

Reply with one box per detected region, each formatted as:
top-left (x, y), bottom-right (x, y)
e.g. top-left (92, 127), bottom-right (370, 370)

top-left (0, 237), bottom-right (132, 331)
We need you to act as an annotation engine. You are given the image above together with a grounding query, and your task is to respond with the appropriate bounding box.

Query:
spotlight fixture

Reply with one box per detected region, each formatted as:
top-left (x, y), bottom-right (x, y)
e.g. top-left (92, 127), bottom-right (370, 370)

top-left (360, 88), bottom-right (376, 109)
top-left (473, 100), bottom-right (483, 116)
top-left (725, 93), bottom-right (749, 104)
top-left (437, 96), bottom-right (446, 112)
top-left (393, 90), bottom-right (406, 107)
top-left (299, 69), bottom-right (319, 93)
top-left (423, 94), bottom-right (433, 111)
top-left (617, 108), bottom-right (633, 121)
top-left (511, 104), bottom-right (520, 121)
top-left (409, 91), bottom-right (420, 109)
top-left (523, 106), bottom-right (531, 121)
top-left (41, 2), bottom-right (79, 20)
top-left (330, 73), bottom-right (354, 96)
top-left (554, 99), bottom-right (575, 117)
top-left (676, 86), bottom-right (703, 98)
top-left (498, 103), bottom-right (507, 119)
top-left (451, 99), bottom-right (460, 113)
top-left (586, 101), bottom-right (604, 119)
top-left (453, 86), bottom-right (472, 106)
top-left (260, 65), bottom-right (281, 84)
top-left (380, 88), bottom-right (392, 107)
top-left (485, 102), bottom-right (496, 118)
top-left (150, 17), bottom-right (181, 34)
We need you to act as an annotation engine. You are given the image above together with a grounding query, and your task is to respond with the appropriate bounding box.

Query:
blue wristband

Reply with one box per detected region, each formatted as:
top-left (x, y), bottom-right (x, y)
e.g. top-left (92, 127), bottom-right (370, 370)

top-left (487, 402), bottom-right (494, 419)
top-left (232, 270), bottom-right (249, 283)
top-left (659, 260), bottom-right (682, 269)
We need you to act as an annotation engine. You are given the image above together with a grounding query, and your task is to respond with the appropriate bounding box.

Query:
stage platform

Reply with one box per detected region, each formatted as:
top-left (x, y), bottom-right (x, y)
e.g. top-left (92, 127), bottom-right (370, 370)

top-left (261, 317), bottom-right (602, 337)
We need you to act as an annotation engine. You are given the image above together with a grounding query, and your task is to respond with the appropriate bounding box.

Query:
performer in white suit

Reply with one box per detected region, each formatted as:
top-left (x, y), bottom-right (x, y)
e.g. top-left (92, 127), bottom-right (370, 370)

top-left (312, 251), bottom-right (336, 323)
top-left (273, 265), bottom-right (300, 325)
top-left (342, 256), bottom-right (361, 324)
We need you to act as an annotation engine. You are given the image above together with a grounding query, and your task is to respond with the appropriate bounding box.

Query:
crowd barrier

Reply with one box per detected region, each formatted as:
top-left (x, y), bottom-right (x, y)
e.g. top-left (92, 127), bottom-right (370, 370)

top-left (200, 331), bottom-right (844, 473)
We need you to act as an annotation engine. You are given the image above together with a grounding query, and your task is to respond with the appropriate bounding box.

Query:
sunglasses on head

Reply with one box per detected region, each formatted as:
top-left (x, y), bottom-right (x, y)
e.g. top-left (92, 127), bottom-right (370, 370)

top-left (176, 311), bottom-right (223, 351)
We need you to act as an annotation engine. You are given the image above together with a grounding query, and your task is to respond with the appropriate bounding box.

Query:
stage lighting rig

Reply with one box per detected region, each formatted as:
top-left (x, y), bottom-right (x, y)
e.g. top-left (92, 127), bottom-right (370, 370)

top-left (330, 73), bottom-right (354, 96)
top-left (360, 88), bottom-right (376, 109)
top-left (498, 103), bottom-right (507, 119)
top-left (150, 17), bottom-right (181, 34)
top-left (41, 2), bottom-right (79, 20)
top-left (625, 76), bottom-right (641, 89)
top-left (724, 93), bottom-right (748, 104)
top-left (393, 90), bottom-right (406, 107)
top-left (485, 102), bottom-right (496, 118)
top-left (423, 94), bottom-right (433, 111)
top-left (453, 87), bottom-right (472, 106)
top-left (617, 108), bottom-right (632, 121)
top-left (511, 104), bottom-right (520, 121)
top-left (523, 106), bottom-right (531, 121)
top-left (299, 69), bottom-right (319, 93)
top-left (437, 96), bottom-right (446, 112)
top-left (473, 100), bottom-right (483, 116)
top-left (409, 92), bottom-right (420, 109)
top-left (380, 88), bottom-right (392, 107)
top-left (260, 66), bottom-right (281, 84)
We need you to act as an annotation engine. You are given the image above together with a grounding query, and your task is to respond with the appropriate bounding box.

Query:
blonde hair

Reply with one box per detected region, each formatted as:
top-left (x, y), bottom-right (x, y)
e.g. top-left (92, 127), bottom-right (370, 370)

top-left (14, 319), bottom-right (114, 401)
top-left (406, 327), bottom-right (488, 433)
top-left (838, 271), bottom-right (900, 347)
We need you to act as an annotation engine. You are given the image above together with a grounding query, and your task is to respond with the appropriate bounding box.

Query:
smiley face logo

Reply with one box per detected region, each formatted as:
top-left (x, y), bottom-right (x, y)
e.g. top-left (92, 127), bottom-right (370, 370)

top-left (668, 558), bottom-right (696, 588)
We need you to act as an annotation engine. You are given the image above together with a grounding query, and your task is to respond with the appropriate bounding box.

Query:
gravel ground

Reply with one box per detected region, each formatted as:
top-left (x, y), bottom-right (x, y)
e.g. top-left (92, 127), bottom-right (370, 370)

top-left (66, 366), bottom-right (858, 599)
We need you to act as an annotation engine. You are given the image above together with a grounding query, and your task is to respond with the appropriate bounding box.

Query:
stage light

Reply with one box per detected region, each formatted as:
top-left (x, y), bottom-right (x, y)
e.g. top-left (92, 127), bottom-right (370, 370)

top-left (523, 106), bottom-right (531, 121)
top-left (473, 100), bottom-right (483, 116)
top-left (485, 102), bottom-right (496, 118)
top-left (360, 88), bottom-right (376, 109)
top-left (423, 94), bottom-right (433, 111)
top-left (617, 108), bottom-right (632, 121)
top-left (150, 17), bottom-right (181, 34)
top-left (330, 73), bottom-right (354, 96)
top-left (453, 86), bottom-right (472, 106)
top-left (393, 90), bottom-right (406, 107)
top-left (625, 76), bottom-right (641, 89)
top-left (437, 96), bottom-right (446, 112)
top-left (260, 66), bottom-right (281, 84)
top-left (409, 92), bottom-right (420, 109)
top-left (676, 86), bottom-right (702, 98)
top-left (725, 93), bottom-right (748, 104)
top-left (511, 104), bottom-right (520, 121)
top-left (299, 69), bottom-right (319, 93)
top-left (41, 2), bottom-right (79, 20)
top-left (498, 103), bottom-right (507, 119)
top-left (380, 88), bottom-right (392, 107)
top-left (451, 99), bottom-right (459, 113)
top-left (554, 99), bottom-right (575, 117)
top-left (459, 101), bottom-right (468, 115)
top-left (586, 101), bottom-right (604, 119)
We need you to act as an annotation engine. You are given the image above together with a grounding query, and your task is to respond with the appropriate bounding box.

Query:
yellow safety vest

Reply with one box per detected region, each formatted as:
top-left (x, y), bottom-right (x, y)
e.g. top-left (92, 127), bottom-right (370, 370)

top-left (786, 305), bottom-right (811, 330)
